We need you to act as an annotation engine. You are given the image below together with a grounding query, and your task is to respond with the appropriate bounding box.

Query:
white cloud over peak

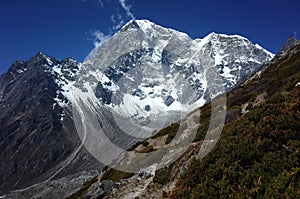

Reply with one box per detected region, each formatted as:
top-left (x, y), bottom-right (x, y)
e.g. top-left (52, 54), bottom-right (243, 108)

top-left (118, 0), bottom-right (135, 20)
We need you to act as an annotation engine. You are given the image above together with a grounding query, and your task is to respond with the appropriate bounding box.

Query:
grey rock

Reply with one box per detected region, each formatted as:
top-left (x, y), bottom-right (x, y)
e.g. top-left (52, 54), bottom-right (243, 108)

top-left (280, 36), bottom-right (299, 54)
top-left (85, 180), bottom-right (116, 199)
top-left (0, 53), bottom-right (102, 194)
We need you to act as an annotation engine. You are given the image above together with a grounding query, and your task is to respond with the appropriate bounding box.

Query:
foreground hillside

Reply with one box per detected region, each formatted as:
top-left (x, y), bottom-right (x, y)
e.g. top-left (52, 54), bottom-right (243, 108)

top-left (171, 42), bottom-right (300, 198)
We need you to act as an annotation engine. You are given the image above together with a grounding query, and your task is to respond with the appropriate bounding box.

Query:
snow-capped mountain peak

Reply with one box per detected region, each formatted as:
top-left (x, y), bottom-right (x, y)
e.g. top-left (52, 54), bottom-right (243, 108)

top-left (68, 19), bottom-right (274, 135)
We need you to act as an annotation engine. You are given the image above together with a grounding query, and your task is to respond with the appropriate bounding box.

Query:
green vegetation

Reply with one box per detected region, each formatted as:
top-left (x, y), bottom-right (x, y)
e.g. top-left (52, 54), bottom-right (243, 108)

top-left (66, 176), bottom-right (98, 199)
top-left (139, 145), bottom-right (156, 153)
top-left (150, 122), bottom-right (180, 145)
top-left (126, 141), bottom-right (143, 151)
top-left (151, 122), bottom-right (180, 140)
top-left (126, 140), bottom-right (150, 151)
top-left (171, 45), bottom-right (300, 198)
top-left (100, 168), bottom-right (134, 182)
top-left (165, 124), bottom-right (180, 144)
top-left (142, 140), bottom-right (149, 147)
top-left (153, 166), bottom-right (173, 185)
top-left (193, 103), bottom-right (212, 142)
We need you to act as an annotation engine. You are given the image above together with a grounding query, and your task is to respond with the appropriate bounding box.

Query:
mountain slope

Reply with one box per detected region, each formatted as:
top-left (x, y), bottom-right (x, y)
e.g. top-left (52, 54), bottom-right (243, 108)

top-left (0, 53), bottom-right (102, 195)
top-left (73, 39), bottom-right (300, 199)
top-left (167, 40), bottom-right (300, 198)
top-left (171, 40), bottom-right (300, 199)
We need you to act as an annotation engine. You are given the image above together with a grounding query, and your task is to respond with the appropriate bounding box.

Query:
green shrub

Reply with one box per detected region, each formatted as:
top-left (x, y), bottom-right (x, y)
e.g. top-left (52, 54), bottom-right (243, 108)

top-left (153, 167), bottom-right (172, 185)
top-left (151, 122), bottom-right (180, 139)
top-left (100, 168), bottom-right (134, 182)
top-left (139, 145), bottom-right (155, 153)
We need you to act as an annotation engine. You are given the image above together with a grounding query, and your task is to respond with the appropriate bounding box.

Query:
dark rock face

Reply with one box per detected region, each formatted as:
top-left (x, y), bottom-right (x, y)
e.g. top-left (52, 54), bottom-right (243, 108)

top-left (164, 95), bottom-right (175, 106)
top-left (0, 53), bottom-right (101, 193)
top-left (144, 105), bottom-right (151, 111)
top-left (95, 83), bottom-right (113, 104)
top-left (279, 36), bottom-right (300, 54)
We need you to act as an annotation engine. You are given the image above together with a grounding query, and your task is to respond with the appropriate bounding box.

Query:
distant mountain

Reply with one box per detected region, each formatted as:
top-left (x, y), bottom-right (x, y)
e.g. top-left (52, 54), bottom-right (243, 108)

top-left (68, 36), bottom-right (300, 199)
top-left (0, 19), bottom-right (274, 198)
top-left (279, 35), bottom-right (300, 55)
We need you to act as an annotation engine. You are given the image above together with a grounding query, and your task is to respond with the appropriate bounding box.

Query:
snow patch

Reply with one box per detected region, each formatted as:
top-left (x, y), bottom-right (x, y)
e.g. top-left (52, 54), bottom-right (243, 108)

top-left (255, 44), bottom-right (275, 58)
top-left (195, 34), bottom-right (211, 49)
top-left (45, 57), bottom-right (53, 65)
top-left (215, 53), bottom-right (226, 65)
top-left (16, 68), bottom-right (27, 74)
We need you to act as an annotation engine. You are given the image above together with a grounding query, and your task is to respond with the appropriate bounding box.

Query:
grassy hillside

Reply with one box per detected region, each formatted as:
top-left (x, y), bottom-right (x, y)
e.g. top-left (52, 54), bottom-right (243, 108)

top-left (170, 44), bottom-right (300, 198)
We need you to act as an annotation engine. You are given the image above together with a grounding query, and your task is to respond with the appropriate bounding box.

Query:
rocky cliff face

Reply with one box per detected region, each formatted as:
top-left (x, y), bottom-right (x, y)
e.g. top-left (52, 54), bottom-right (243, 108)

top-left (0, 53), bottom-right (102, 195)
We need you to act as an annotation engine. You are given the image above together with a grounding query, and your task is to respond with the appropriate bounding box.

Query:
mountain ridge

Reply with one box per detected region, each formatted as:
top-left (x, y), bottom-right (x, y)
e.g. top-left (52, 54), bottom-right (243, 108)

top-left (76, 19), bottom-right (274, 135)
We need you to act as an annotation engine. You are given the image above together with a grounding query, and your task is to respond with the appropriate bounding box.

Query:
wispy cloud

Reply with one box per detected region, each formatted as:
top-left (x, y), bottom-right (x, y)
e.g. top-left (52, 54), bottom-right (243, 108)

top-left (110, 11), bottom-right (126, 31)
top-left (85, 30), bottom-right (111, 61)
top-left (93, 31), bottom-right (111, 47)
top-left (83, 0), bottom-right (136, 61)
top-left (97, 0), bottom-right (104, 7)
top-left (108, 0), bottom-right (135, 32)
top-left (81, 0), bottom-right (104, 7)
top-left (291, 27), bottom-right (298, 39)
top-left (118, 0), bottom-right (135, 20)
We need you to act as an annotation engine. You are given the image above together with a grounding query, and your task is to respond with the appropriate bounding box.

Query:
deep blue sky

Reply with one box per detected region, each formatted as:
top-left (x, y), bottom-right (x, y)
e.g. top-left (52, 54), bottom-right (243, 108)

top-left (1, 0), bottom-right (299, 75)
